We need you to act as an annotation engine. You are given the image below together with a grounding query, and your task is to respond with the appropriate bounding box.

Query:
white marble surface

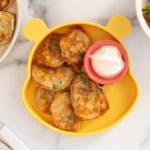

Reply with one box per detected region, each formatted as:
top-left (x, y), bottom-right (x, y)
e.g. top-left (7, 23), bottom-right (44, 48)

top-left (0, 0), bottom-right (150, 150)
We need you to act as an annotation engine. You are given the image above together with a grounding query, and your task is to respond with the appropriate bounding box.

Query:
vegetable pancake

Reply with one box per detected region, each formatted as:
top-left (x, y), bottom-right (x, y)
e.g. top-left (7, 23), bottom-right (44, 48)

top-left (31, 65), bottom-right (75, 92)
top-left (50, 92), bottom-right (76, 131)
top-left (71, 73), bottom-right (109, 120)
top-left (60, 28), bottom-right (92, 65)
top-left (34, 33), bottom-right (64, 68)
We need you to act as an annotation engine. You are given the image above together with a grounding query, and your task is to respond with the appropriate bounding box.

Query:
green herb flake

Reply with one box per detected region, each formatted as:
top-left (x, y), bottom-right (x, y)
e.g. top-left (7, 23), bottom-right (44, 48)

top-left (83, 79), bottom-right (89, 86)
top-left (46, 91), bottom-right (52, 98)
top-left (52, 80), bottom-right (63, 90)
top-left (58, 80), bottom-right (63, 85)
top-left (67, 114), bottom-right (73, 121)
top-left (52, 84), bottom-right (58, 90)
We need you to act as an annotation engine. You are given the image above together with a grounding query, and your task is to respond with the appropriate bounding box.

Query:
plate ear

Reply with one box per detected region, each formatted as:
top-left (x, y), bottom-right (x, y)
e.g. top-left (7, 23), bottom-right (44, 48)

top-left (106, 16), bottom-right (132, 39)
top-left (24, 19), bottom-right (49, 43)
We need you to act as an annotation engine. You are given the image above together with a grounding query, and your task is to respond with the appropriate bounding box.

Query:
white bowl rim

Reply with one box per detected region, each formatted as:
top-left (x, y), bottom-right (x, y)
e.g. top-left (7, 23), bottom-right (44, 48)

top-left (135, 0), bottom-right (150, 38)
top-left (0, 0), bottom-right (21, 63)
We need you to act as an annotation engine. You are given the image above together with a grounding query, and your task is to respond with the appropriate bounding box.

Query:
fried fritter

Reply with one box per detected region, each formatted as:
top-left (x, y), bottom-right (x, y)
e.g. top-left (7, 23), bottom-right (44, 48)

top-left (0, 0), bottom-right (13, 10)
top-left (50, 92), bottom-right (76, 131)
top-left (31, 65), bottom-right (75, 92)
top-left (0, 11), bottom-right (15, 45)
top-left (34, 33), bottom-right (64, 68)
top-left (71, 73), bottom-right (109, 120)
top-left (60, 28), bottom-right (92, 64)
top-left (35, 86), bottom-right (54, 113)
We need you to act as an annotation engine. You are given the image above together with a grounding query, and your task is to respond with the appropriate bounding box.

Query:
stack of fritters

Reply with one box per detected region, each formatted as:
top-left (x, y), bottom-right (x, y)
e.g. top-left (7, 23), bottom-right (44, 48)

top-left (31, 28), bottom-right (109, 131)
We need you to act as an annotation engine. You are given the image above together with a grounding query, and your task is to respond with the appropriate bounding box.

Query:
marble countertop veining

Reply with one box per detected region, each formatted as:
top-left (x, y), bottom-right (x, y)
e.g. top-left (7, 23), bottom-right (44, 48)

top-left (0, 0), bottom-right (150, 150)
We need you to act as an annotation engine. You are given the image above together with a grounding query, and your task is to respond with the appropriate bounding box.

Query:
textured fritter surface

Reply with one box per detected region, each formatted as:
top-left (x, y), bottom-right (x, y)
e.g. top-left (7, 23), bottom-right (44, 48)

top-left (50, 92), bottom-right (76, 131)
top-left (34, 33), bottom-right (64, 68)
top-left (0, 11), bottom-right (15, 45)
top-left (35, 86), bottom-right (54, 113)
top-left (71, 73), bottom-right (109, 120)
top-left (60, 28), bottom-right (91, 64)
top-left (31, 65), bottom-right (75, 92)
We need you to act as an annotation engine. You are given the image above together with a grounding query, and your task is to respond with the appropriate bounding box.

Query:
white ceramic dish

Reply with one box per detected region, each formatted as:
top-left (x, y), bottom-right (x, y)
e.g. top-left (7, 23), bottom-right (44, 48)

top-left (0, 0), bottom-right (21, 63)
top-left (136, 0), bottom-right (150, 37)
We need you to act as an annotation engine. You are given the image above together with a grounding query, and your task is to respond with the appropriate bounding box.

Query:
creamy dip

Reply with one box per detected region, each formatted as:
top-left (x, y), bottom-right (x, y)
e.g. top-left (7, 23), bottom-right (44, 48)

top-left (91, 45), bottom-right (124, 78)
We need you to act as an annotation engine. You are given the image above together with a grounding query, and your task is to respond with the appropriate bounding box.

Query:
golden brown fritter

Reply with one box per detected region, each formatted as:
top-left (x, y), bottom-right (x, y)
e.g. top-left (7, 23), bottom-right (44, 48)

top-left (60, 28), bottom-right (92, 65)
top-left (50, 92), bottom-right (76, 131)
top-left (34, 33), bottom-right (64, 68)
top-left (0, 0), bottom-right (13, 10)
top-left (35, 86), bottom-right (54, 113)
top-left (0, 11), bottom-right (15, 45)
top-left (31, 65), bottom-right (75, 92)
top-left (71, 73), bottom-right (109, 120)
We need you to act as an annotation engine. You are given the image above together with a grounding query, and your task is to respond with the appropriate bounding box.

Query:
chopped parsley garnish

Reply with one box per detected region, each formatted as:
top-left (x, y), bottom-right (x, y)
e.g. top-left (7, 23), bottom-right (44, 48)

top-left (52, 80), bottom-right (63, 90)
top-left (67, 114), bottom-right (73, 121)
top-left (46, 91), bottom-right (52, 98)
top-left (52, 84), bottom-right (58, 90)
top-left (83, 79), bottom-right (89, 86)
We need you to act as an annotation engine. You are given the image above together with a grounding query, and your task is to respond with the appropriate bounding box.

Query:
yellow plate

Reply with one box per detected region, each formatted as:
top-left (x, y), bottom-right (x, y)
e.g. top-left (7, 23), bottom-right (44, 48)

top-left (22, 16), bottom-right (139, 136)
